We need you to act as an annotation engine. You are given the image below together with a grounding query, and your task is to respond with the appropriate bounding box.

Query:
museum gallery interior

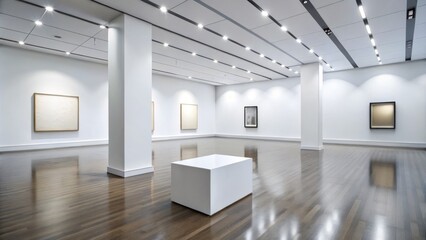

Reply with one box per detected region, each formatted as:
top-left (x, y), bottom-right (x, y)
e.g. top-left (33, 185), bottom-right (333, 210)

top-left (0, 0), bottom-right (425, 239)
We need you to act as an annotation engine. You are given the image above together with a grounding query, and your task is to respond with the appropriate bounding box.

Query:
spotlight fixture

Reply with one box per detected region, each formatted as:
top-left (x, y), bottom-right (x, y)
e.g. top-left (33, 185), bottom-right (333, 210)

top-left (163, 42), bottom-right (169, 47)
top-left (191, 52), bottom-right (196, 56)
top-left (247, 70), bottom-right (251, 73)
top-left (370, 38), bottom-right (376, 46)
top-left (65, 51), bottom-right (70, 55)
top-left (232, 65), bottom-right (236, 69)
top-left (160, 6), bottom-right (167, 13)
top-left (309, 49), bottom-right (314, 53)
top-left (281, 64), bottom-right (285, 68)
top-left (281, 26), bottom-right (288, 31)
top-left (18, 41), bottom-right (25, 45)
top-left (303, 0), bottom-right (308, 4)
top-left (296, 38), bottom-right (302, 43)
top-left (188, 76), bottom-right (192, 79)
top-left (289, 68), bottom-right (293, 72)
top-left (222, 35), bottom-right (228, 41)
top-left (374, 49), bottom-right (379, 54)
top-left (326, 63), bottom-right (331, 68)
top-left (358, 5), bottom-right (366, 19)
top-left (250, 78), bottom-right (253, 81)
top-left (295, 71), bottom-right (299, 74)
top-left (365, 25), bottom-right (371, 34)
top-left (377, 56), bottom-right (381, 61)
top-left (259, 54), bottom-right (264, 58)
top-left (99, 25), bottom-right (106, 29)
top-left (245, 46), bottom-right (250, 51)
top-left (45, 6), bottom-right (53, 12)
top-left (318, 56), bottom-right (322, 60)
top-left (197, 23), bottom-right (203, 29)
top-left (379, 62), bottom-right (382, 65)
top-left (272, 59), bottom-right (276, 63)
top-left (407, 8), bottom-right (415, 20)
top-left (213, 59), bottom-right (218, 63)
top-left (323, 28), bottom-right (332, 35)
top-left (261, 10), bottom-right (269, 17)
top-left (35, 20), bottom-right (42, 26)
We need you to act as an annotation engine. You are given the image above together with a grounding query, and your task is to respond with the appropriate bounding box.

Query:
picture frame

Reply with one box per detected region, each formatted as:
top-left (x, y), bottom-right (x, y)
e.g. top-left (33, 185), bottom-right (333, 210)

top-left (152, 101), bottom-right (154, 132)
top-left (180, 104), bottom-right (198, 130)
top-left (34, 93), bottom-right (79, 132)
top-left (370, 102), bottom-right (396, 129)
top-left (244, 106), bottom-right (258, 128)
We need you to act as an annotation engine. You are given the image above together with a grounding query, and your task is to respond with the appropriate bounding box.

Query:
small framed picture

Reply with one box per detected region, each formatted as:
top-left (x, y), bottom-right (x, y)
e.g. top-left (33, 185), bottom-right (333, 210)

top-left (244, 106), bottom-right (258, 128)
top-left (370, 102), bottom-right (396, 129)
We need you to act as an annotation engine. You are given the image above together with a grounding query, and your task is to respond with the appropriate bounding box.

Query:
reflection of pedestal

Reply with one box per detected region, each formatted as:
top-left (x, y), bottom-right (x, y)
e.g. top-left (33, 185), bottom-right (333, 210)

top-left (171, 154), bottom-right (252, 216)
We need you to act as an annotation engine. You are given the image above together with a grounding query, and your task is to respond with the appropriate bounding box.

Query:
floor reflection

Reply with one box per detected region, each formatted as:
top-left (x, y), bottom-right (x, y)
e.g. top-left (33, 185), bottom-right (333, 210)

top-left (369, 158), bottom-right (396, 189)
top-left (244, 145), bottom-right (258, 171)
top-left (180, 144), bottom-right (198, 160)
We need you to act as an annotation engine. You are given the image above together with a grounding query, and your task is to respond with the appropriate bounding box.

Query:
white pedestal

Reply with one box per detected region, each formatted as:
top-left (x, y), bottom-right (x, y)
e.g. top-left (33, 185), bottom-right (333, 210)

top-left (171, 154), bottom-right (252, 216)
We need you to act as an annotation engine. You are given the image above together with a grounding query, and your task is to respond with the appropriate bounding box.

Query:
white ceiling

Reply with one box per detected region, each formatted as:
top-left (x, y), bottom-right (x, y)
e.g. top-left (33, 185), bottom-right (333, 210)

top-left (0, 0), bottom-right (425, 85)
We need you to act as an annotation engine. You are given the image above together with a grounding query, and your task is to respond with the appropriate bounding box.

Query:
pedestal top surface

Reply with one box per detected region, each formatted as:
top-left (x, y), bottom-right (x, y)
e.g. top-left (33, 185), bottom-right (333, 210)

top-left (171, 154), bottom-right (251, 170)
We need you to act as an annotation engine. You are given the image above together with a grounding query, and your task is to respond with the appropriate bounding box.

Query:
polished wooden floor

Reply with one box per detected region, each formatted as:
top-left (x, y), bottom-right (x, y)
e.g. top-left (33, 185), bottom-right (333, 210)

top-left (1, 138), bottom-right (425, 239)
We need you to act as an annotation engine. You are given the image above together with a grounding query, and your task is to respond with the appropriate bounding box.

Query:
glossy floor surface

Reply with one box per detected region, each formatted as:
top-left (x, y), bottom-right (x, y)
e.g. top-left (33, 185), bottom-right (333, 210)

top-left (1, 138), bottom-right (425, 239)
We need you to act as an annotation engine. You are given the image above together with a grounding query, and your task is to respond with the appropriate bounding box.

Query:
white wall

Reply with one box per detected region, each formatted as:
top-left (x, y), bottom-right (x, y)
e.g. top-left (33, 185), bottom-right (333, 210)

top-left (323, 60), bottom-right (426, 146)
top-left (216, 78), bottom-right (301, 141)
top-left (0, 46), bottom-right (216, 151)
top-left (152, 74), bottom-right (216, 139)
top-left (216, 60), bottom-right (426, 147)
top-left (0, 45), bottom-right (108, 151)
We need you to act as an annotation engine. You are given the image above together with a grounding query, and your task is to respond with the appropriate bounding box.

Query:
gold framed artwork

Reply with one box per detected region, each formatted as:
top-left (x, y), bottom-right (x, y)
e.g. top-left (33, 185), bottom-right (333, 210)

top-left (34, 93), bottom-right (79, 132)
top-left (152, 101), bottom-right (154, 131)
top-left (370, 102), bottom-right (395, 129)
top-left (180, 104), bottom-right (198, 130)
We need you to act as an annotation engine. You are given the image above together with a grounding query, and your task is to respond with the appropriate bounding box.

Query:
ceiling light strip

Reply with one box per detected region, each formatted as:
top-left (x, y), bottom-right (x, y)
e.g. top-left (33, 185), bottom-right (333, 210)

top-left (356, 0), bottom-right (382, 65)
top-left (153, 69), bottom-right (223, 85)
top-left (138, 0), bottom-right (293, 75)
top-left (246, 0), bottom-right (334, 70)
top-left (298, 0), bottom-right (358, 68)
top-left (88, 0), bottom-right (287, 78)
top-left (0, 37), bottom-right (107, 61)
top-left (152, 40), bottom-right (272, 80)
top-left (405, 0), bottom-right (417, 61)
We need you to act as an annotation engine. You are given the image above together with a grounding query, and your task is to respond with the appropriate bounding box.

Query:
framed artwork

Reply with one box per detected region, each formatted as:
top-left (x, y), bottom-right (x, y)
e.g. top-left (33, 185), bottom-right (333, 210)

top-left (152, 101), bottom-right (154, 131)
top-left (180, 104), bottom-right (198, 130)
top-left (244, 106), bottom-right (258, 128)
top-left (370, 102), bottom-right (395, 129)
top-left (34, 93), bottom-right (79, 132)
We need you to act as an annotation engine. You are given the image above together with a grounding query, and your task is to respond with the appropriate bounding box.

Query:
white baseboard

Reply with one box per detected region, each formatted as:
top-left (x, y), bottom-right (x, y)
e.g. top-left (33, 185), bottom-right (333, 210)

top-left (323, 138), bottom-right (426, 149)
top-left (107, 166), bottom-right (154, 177)
top-left (215, 134), bottom-right (300, 142)
top-left (152, 134), bottom-right (215, 141)
top-left (301, 145), bottom-right (324, 150)
top-left (0, 139), bottom-right (108, 152)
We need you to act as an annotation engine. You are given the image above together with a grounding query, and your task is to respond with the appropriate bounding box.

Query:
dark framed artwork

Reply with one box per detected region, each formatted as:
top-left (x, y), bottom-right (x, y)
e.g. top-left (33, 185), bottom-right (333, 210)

top-left (244, 106), bottom-right (258, 128)
top-left (370, 102), bottom-right (396, 129)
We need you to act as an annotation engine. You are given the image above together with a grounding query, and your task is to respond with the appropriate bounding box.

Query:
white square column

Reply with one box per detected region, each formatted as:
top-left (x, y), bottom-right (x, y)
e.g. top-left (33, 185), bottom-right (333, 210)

top-left (301, 62), bottom-right (323, 150)
top-left (107, 14), bottom-right (153, 177)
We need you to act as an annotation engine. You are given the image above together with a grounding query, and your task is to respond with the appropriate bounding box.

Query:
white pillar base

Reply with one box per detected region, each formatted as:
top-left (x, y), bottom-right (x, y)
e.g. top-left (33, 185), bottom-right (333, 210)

top-left (107, 166), bottom-right (154, 178)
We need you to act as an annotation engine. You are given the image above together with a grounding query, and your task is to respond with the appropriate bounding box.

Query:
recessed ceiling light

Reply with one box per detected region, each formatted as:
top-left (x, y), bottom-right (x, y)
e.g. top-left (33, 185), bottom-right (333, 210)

top-left (261, 10), bottom-right (269, 17)
top-left (160, 6), bottom-right (167, 13)
top-left (370, 38), bottom-right (376, 46)
top-left (326, 63), bottom-right (330, 68)
top-left (374, 49), bottom-right (379, 54)
top-left (35, 20), bottom-right (42, 26)
top-left (188, 76), bottom-right (192, 79)
top-left (197, 23), bottom-right (203, 29)
top-left (379, 61), bottom-right (382, 64)
top-left (272, 59), bottom-right (276, 63)
top-left (289, 68), bottom-right (293, 71)
top-left (281, 64), bottom-right (285, 68)
top-left (192, 52), bottom-right (196, 56)
top-left (365, 24), bottom-right (371, 34)
top-left (99, 25), bottom-right (106, 29)
top-left (250, 78), bottom-right (253, 81)
top-left (358, 5), bottom-right (366, 19)
top-left (245, 46), bottom-right (250, 51)
top-left (222, 35), bottom-right (228, 41)
top-left (232, 65), bottom-right (236, 69)
top-left (281, 26), bottom-right (287, 32)
top-left (213, 59), bottom-right (218, 63)
top-left (45, 6), bottom-right (54, 12)
top-left (303, 0), bottom-right (308, 4)
top-left (259, 54), bottom-right (264, 58)
top-left (377, 56), bottom-right (381, 61)
top-left (247, 70), bottom-right (251, 73)
top-left (296, 38), bottom-right (302, 43)
top-left (309, 49), bottom-right (314, 53)
top-left (65, 51), bottom-right (70, 55)
top-left (318, 56), bottom-right (322, 60)
top-left (295, 71), bottom-right (299, 74)
top-left (18, 41), bottom-right (25, 45)
top-left (163, 42), bottom-right (169, 47)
